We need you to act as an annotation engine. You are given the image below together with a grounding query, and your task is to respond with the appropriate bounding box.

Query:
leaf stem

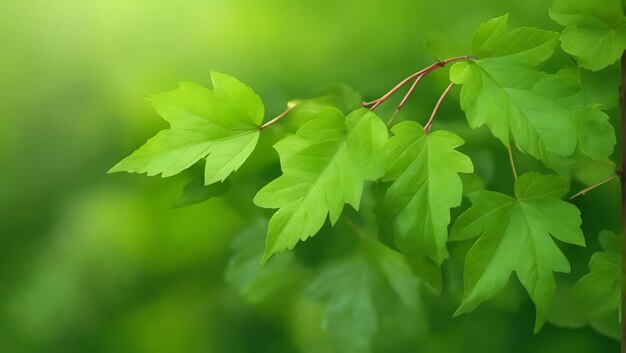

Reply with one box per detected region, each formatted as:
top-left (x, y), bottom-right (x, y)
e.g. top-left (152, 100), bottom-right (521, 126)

top-left (363, 55), bottom-right (474, 112)
top-left (569, 173), bottom-right (618, 200)
top-left (259, 104), bottom-right (297, 130)
top-left (387, 74), bottom-right (424, 127)
top-left (424, 82), bottom-right (454, 133)
top-left (507, 145), bottom-right (518, 180)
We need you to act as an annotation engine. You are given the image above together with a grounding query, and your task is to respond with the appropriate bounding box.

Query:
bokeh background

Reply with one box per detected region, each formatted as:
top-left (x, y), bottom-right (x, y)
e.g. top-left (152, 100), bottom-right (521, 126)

top-left (0, 0), bottom-right (621, 352)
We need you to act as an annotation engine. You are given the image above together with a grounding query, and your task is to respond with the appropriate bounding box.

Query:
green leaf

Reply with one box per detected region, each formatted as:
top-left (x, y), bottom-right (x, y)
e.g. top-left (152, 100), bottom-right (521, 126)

top-left (550, 0), bottom-right (626, 71)
top-left (574, 230), bottom-right (620, 322)
top-left (579, 63), bottom-right (621, 110)
top-left (530, 68), bottom-right (616, 162)
top-left (450, 15), bottom-right (583, 173)
top-left (109, 71), bottom-right (264, 185)
top-left (285, 84), bottom-right (363, 131)
top-left (254, 108), bottom-right (388, 261)
top-left (308, 255), bottom-right (377, 353)
top-left (380, 122), bottom-right (473, 264)
top-left (422, 32), bottom-right (441, 59)
top-left (172, 178), bottom-right (230, 209)
top-left (307, 240), bottom-right (419, 353)
top-left (225, 221), bottom-right (308, 303)
top-left (450, 172), bottom-right (585, 332)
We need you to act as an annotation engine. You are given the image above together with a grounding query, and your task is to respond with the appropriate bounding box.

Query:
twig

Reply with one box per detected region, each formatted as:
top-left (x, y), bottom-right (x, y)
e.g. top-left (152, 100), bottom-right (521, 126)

top-left (387, 74), bottom-right (424, 127)
top-left (569, 173), bottom-right (618, 200)
top-left (424, 82), bottom-right (454, 133)
top-left (363, 55), bottom-right (474, 112)
top-left (507, 145), bottom-right (518, 180)
top-left (259, 104), bottom-right (297, 130)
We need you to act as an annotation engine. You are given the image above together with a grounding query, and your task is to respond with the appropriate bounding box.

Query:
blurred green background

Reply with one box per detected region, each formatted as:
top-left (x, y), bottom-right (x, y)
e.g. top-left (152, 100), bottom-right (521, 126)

top-left (0, 0), bottom-right (620, 352)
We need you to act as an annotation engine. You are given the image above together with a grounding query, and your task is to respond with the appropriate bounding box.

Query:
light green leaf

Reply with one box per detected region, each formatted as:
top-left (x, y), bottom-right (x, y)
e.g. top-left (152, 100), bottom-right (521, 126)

top-left (380, 122), bottom-right (473, 264)
top-left (254, 108), bottom-right (388, 261)
top-left (307, 241), bottom-right (419, 353)
top-left (109, 71), bottom-right (264, 185)
top-left (450, 15), bottom-right (582, 173)
top-left (285, 84), bottom-right (362, 131)
top-left (450, 172), bottom-right (585, 332)
top-left (172, 178), bottom-right (230, 209)
top-left (550, 0), bottom-right (626, 71)
top-left (574, 230), bottom-right (620, 322)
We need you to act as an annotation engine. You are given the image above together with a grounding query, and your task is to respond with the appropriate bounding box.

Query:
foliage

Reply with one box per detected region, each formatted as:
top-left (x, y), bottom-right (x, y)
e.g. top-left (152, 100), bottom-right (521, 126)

top-left (106, 0), bottom-right (621, 352)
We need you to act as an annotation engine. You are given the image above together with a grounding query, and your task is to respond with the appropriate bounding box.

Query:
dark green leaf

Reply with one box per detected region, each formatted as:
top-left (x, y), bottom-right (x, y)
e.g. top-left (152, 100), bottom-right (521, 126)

top-left (172, 178), bottom-right (230, 209)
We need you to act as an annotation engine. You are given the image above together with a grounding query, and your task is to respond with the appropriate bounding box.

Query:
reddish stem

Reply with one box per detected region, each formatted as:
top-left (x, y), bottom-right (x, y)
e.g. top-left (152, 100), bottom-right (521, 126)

top-left (387, 74), bottom-right (424, 127)
top-left (363, 55), bottom-right (474, 111)
top-left (424, 82), bottom-right (455, 133)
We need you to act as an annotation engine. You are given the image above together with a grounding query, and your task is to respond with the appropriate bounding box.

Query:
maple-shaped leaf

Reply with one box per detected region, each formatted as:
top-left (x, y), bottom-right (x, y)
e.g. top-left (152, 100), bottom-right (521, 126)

top-left (450, 172), bottom-right (585, 332)
top-left (574, 230), bottom-right (620, 323)
top-left (550, 0), bottom-right (626, 71)
top-left (109, 71), bottom-right (264, 185)
top-left (530, 67), bottom-right (616, 162)
top-left (307, 240), bottom-right (419, 353)
top-left (254, 108), bottom-right (388, 261)
top-left (379, 122), bottom-right (473, 264)
top-left (450, 14), bottom-right (582, 173)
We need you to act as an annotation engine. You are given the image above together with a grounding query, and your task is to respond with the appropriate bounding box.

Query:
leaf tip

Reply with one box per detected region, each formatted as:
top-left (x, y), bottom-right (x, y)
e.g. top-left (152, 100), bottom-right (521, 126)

top-left (107, 162), bottom-right (124, 174)
top-left (260, 250), bottom-right (273, 265)
top-left (452, 307), bottom-right (465, 318)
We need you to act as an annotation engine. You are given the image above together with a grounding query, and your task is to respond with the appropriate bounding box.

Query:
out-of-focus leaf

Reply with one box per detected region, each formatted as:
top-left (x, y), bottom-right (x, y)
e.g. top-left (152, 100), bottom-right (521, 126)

top-left (579, 63), bottom-right (620, 110)
top-left (574, 230), bottom-right (620, 337)
top-left (225, 221), bottom-right (308, 303)
top-left (172, 178), bottom-right (230, 209)
top-left (550, 0), bottom-right (626, 71)
top-left (306, 240), bottom-right (420, 353)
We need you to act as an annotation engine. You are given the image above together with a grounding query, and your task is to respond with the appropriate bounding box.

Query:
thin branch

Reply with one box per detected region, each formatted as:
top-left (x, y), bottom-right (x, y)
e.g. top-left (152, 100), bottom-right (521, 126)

top-left (259, 104), bottom-right (297, 130)
top-left (363, 55), bottom-right (474, 111)
top-left (424, 82), bottom-right (454, 133)
top-left (387, 74), bottom-right (424, 127)
top-left (507, 145), bottom-right (518, 180)
top-left (569, 173), bottom-right (618, 200)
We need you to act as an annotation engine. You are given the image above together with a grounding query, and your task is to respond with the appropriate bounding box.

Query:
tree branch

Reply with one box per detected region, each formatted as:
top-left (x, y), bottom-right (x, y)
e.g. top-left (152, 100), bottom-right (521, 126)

top-left (387, 74), bottom-right (424, 127)
top-left (363, 55), bottom-right (474, 112)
